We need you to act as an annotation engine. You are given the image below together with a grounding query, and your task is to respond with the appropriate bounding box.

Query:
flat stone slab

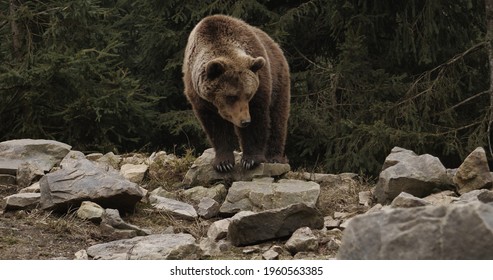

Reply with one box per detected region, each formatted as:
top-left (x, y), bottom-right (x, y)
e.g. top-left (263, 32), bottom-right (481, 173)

top-left (86, 233), bottom-right (202, 260)
top-left (183, 148), bottom-right (290, 186)
top-left (0, 139), bottom-right (71, 175)
top-left (40, 151), bottom-right (143, 212)
top-left (228, 203), bottom-right (324, 246)
top-left (149, 195), bottom-right (198, 220)
top-left (2, 193), bottom-right (40, 211)
top-left (220, 179), bottom-right (320, 214)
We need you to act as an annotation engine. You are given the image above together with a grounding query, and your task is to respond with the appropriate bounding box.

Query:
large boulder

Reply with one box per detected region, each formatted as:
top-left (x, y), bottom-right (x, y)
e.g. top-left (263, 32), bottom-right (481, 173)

top-left (183, 148), bottom-right (290, 186)
top-left (337, 201), bottom-right (493, 259)
top-left (453, 147), bottom-right (493, 194)
top-left (86, 233), bottom-right (202, 260)
top-left (220, 179), bottom-right (320, 214)
top-left (0, 139), bottom-right (71, 175)
top-left (228, 203), bottom-right (324, 246)
top-left (374, 147), bottom-right (451, 203)
top-left (40, 151), bottom-right (143, 212)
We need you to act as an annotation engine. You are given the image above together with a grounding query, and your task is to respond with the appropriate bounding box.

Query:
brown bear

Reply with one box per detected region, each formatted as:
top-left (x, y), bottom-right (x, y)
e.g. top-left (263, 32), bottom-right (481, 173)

top-left (182, 14), bottom-right (290, 172)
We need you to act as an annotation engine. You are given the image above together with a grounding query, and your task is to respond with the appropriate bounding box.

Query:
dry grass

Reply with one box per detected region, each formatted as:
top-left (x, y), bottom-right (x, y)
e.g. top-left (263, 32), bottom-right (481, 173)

top-left (316, 175), bottom-right (375, 217)
top-left (126, 202), bottom-right (210, 240)
top-left (146, 149), bottom-right (196, 192)
top-left (0, 208), bottom-right (101, 259)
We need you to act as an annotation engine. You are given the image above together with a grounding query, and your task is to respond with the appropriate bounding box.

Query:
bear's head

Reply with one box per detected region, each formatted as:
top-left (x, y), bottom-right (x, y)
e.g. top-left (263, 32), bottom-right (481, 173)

top-left (198, 55), bottom-right (265, 128)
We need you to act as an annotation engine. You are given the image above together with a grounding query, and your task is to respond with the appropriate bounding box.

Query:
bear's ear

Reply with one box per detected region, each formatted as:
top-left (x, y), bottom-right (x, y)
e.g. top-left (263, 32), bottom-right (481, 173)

top-left (250, 57), bottom-right (265, 72)
top-left (206, 60), bottom-right (225, 79)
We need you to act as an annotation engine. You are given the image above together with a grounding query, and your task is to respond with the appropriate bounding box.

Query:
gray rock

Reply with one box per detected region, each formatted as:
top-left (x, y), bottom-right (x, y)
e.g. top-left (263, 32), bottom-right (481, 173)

top-left (358, 191), bottom-right (372, 206)
top-left (220, 179), bottom-right (320, 214)
top-left (183, 148), bottom-right (290, 187)
top-left (207, 211), bottom-right (254, 241)
top-left (262, 247), bottom-right (281, 260)
top-left (139, 186), bottom-right (148, 203)
top-left (102, 209), bottom-right (150, 235)
top-left (453, 147), bottom-right (493, 194)
top-left (423, 190), bottom-right (458, 206)
top-left (199, 238), bottom-right (231, 257)
top-left (337, 201), bottom-right (493, 259)
top-left (19, 182), bottom-right (41, 193)
top-left (207, 219), bottom-right (231, 242)
top-left (3, 193), bottom-right (40, 210)
top-left (76, 201), bottom-right (104, 223)
top-left (102, 208), bottom-right (150, 236)
top-left (296, 172), bottom-right (359, 184)
top-left (149, 195), bottom-right (197, 220)
top-left (16, 162), bottom-right (44, 188)
top-left (100, 223), bottom-right (138, 240)
top-left (181, 184), bottom-right (228, 204)
top-left (120, 163), bottom-right (148, 183)
top-left (380, 146), bottom-right (417, 170)
top-left (40, 151), bottom-right (143, 212)
top-left (197, 197), bottom-right (220, 219)
top-left (366, 204), bottom-right (383, 214)
top-left (228, 203), bottom-right (324, 246)
top-left (390, 192), bottom-right (431, 208)
top-left (324, 216), bottom-right (341, 229)
top-left (121, 154), bottom-right (147, 165)
top-left (148, 187), bottom-right (178, 200)
top-left (95, 152), bottom-right (121, 170)
top-left (253, 177), bottom-right (275, 183)
top-left (74, 249), bottom-right (88, 260)
top-left (85, 153), bottom-right (103, 161)
top-left (86, 233), bottom-right (202, 260)
top-left (339, 218), bottom-right (352, 229)
top-left (285, 227), bottom-right (318, 254)
top-left (374, 147), bottom-right (451, 203)
top-left (0, 139), bottom-right (71, 175)
top-left (456, 189), bottom-right (493, 204)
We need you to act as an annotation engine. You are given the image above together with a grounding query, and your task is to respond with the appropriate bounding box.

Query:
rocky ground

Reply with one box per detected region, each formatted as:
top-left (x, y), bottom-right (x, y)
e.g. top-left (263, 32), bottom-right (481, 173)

top-left (0, 140), bottom-right (371, 259)
top-left (1, 139), bottom-right (493, 260)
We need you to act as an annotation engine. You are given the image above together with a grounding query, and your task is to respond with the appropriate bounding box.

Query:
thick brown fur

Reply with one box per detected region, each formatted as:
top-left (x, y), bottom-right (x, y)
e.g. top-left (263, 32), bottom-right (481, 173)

top-left (183, 14), bottom-right (290, 172)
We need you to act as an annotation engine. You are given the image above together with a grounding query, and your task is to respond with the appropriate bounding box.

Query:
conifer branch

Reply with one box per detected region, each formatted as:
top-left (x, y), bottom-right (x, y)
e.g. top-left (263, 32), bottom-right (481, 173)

top-left (394, 41), bottom-right (488, 108)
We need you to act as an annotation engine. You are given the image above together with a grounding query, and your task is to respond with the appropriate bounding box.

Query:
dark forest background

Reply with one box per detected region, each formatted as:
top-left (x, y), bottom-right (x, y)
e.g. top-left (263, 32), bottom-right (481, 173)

top-left (1, 0), bottom-right (493, 175)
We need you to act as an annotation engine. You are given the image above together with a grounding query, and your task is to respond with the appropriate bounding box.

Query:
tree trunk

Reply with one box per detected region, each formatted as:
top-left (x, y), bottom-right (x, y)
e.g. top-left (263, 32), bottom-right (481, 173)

top-left (487, 0), bottom-right (493, 157)
top-left (9, 0), bottom-right (22, 60)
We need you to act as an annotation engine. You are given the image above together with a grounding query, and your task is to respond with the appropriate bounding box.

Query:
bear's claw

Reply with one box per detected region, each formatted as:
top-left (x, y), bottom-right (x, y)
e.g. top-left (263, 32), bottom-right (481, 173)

top-left (215, 162), bottom-right (234, 173)
top-left (241, 158), bottom-right (257, 170)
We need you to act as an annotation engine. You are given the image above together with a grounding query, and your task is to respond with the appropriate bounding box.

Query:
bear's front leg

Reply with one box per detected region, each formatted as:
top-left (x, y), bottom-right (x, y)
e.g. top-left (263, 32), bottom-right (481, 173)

top-left (195, 108), bottom-right (237, 172)
top-left (236, 100), bottom-right (269, 170)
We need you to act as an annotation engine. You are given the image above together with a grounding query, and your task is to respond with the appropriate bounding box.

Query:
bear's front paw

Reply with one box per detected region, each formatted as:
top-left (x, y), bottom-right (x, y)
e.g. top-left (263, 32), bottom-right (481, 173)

top-left (215, 160), bottom-right (234, 173)
top-left (241, 155), bottom-right (265, 170)
top-left (213, 154), bottom-right (235, 173)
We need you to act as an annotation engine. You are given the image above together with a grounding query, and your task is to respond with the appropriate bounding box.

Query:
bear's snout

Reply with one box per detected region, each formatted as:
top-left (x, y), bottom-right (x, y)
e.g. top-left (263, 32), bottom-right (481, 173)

top-left (240, 119), bottom-right (251, 127)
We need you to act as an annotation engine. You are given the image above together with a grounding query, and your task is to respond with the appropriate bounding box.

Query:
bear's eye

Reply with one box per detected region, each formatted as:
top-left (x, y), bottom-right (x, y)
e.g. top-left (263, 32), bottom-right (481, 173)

top-left (225, 96), bottom-right (238, 104)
